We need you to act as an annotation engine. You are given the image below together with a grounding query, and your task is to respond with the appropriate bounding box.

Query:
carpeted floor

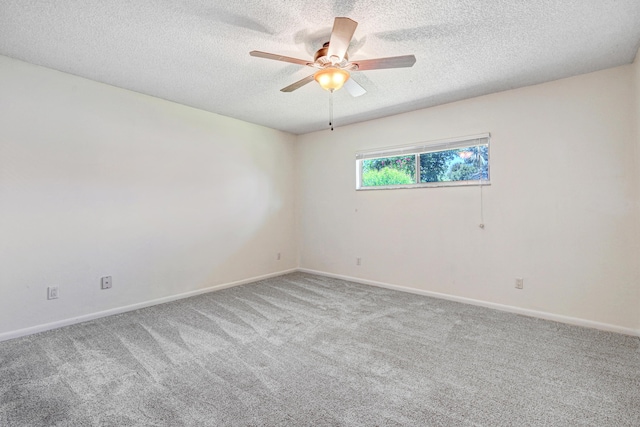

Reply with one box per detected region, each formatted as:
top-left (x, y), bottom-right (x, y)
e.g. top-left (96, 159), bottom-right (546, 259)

top-left (1, 272), bottom-right (639, 426)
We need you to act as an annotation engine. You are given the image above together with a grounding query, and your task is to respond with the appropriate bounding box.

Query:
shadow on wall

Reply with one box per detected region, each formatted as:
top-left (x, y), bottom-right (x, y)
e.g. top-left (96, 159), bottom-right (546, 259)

top-left (1, 109), bottom-right (284, 309)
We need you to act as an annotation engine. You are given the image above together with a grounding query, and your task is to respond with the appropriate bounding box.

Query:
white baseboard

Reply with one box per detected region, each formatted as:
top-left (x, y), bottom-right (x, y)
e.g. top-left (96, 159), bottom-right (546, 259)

top-left (2, 267), bottom-right (638, 342)
top-left (0, 268), bottom-right (297, 343)
top-left (298, 268), bottom-right (640, 338)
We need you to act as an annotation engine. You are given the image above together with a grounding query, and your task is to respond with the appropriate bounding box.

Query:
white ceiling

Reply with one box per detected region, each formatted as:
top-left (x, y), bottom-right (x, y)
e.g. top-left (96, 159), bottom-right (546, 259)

top-left (1, 1), bottom-right (639, 134)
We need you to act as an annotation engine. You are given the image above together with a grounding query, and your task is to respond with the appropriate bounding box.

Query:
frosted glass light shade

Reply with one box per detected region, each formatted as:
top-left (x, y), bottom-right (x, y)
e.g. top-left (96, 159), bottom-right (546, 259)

top-left (314, 67), bottom-right (350, 91)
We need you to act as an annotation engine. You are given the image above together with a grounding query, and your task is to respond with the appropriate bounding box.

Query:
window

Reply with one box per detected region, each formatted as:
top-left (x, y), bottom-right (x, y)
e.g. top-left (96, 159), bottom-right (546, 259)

top-left (356, 134), bottom-right (490, 190)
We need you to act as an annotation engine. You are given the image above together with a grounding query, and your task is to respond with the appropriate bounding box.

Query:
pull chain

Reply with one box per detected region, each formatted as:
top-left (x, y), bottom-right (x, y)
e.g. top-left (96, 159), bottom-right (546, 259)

top-left (478, 148), bottom-right (485, 229)
top-left (479, 183), bottom-right (485, 229)
top-left (329, 89), bottom-right (334, 131)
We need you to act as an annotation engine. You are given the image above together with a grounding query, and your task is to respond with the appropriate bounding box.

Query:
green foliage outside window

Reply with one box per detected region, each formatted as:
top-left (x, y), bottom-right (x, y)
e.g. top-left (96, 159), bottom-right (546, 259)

top-left (362, 155), bottom-right (415, 178)
top-left (362, 155), bottom-right (415, 186)
top-left (421, 145), bottom-right (488, 182)
top-left (361, 144), bottom-right (488, 188)
top-left (419, 150), bottom-right (458, 183)
top-left (362, 167), bottom-right (414, 186)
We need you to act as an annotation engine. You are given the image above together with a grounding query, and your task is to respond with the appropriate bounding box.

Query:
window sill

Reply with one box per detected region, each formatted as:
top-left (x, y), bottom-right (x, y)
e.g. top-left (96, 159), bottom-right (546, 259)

top-left (356, 181), bottom-right (491, 191)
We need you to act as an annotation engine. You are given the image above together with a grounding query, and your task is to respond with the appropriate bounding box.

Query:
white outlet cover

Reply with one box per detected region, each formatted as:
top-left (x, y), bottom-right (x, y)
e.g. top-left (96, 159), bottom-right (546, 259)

top-left (101, 276), bottom-right (112, 289)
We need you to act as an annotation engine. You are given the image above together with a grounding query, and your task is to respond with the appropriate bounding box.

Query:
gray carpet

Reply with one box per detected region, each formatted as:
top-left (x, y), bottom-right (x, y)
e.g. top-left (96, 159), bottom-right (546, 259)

top-left (1, 272), bottom-right (639, 426)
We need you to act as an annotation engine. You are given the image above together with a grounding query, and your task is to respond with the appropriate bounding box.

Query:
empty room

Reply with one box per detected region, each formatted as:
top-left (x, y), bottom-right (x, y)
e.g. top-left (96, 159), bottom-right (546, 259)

top-left (1, 1), bottom-right (639, 426)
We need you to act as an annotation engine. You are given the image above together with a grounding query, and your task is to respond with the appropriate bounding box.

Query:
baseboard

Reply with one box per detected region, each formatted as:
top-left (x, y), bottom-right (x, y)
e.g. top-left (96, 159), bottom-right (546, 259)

top-left (3, 267), bottom-right (637, 342)
top-left (0, 268), bottom-right (298, 343)
top-left (298, 268), bottom-right (640, 338)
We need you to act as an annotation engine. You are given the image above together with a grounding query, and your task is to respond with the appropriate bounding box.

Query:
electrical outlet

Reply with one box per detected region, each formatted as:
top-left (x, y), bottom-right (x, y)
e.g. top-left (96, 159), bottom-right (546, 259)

top-left (47, 286), bottom-right (59, 300)
top-left (101, 276), bottom-right (112, 290)
top-left (515, 278), bottom-right (524, 289)
top-left (276, 252), bottom-right (281, 261)
top-left (356, 257), bottom-right (361, 266)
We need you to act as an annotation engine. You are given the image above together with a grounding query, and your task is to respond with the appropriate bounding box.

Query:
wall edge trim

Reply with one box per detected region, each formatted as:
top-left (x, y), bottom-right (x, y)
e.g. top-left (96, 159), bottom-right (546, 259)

top-left (3, 267), bottom-right (637, 342)
top-left (0, 268), bottom-right (298, 343)
top-left (297, 268), bottom-right (640, 338)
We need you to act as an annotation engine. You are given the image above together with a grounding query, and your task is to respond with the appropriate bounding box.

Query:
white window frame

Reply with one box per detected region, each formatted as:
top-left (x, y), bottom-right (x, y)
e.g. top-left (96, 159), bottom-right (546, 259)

top-left (355, 133), bottom-right (491, 190)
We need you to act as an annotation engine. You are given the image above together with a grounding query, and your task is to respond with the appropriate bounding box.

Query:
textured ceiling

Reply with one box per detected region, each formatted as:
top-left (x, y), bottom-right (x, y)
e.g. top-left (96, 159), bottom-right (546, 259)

top-left (1, 1), bottom-right (640, 134)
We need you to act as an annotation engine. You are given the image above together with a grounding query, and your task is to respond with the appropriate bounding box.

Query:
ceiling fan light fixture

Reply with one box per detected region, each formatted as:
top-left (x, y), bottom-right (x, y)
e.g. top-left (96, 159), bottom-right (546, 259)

top-left (314, 67), bottom-right (350, 92)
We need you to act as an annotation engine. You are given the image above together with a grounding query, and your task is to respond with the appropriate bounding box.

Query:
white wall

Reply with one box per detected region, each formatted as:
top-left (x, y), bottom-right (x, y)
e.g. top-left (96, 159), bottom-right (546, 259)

top-left (0, 56), bottom-right (297, 336)
top-left (297, 65), bottom-right (640, 331)
top-left (2, 54), bottom-right (638, 338)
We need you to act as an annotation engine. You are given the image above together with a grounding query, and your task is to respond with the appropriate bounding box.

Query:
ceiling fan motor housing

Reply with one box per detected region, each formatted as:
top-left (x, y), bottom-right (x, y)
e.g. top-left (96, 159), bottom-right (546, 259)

top-left (314, 43), bottom-right (349, 67)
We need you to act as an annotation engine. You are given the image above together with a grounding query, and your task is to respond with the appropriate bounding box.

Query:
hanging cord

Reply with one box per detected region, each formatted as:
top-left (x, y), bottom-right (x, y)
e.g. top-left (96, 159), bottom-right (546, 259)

top-left (479, 183), bottom-right (485, 229)
top-left (478, 148), bottom-right (485, 229)
top-left (329, 90), bottom-right (334, 131)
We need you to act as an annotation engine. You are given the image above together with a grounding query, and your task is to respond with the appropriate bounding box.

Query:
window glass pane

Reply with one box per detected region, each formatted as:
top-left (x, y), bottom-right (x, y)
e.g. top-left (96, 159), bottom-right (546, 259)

top-left (362, 155), bottom-right (416, 187)
top-left (420, 145), bottom-right (488, 183)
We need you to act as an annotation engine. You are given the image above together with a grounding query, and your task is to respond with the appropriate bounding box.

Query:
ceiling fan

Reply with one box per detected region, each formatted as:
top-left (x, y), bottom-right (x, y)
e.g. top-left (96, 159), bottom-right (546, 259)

top-left (249, 17), bottom-right (416, 97)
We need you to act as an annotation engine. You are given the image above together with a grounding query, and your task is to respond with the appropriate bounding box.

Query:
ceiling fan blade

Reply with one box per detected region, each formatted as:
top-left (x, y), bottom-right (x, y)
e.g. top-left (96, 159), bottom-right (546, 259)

top-left (344, 77), bottom-right (366, 97)
top-left (281, 74), bottom-right (316, 92)
top-left (250, 51), bottom-right (312, 67)
top-left (327, 17), bottom-right (358, 62)
top-left (352, 55), bottom-right (416, 71)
